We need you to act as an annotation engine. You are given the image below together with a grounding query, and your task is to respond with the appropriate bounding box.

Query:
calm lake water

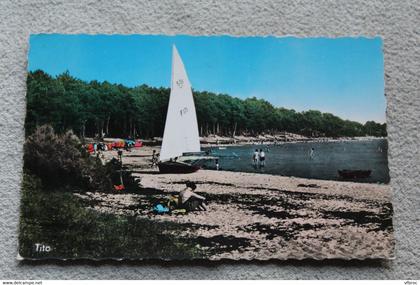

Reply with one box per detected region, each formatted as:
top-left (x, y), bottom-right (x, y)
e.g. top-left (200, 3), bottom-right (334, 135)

top-left (202, 139), bottom-right (389, 184)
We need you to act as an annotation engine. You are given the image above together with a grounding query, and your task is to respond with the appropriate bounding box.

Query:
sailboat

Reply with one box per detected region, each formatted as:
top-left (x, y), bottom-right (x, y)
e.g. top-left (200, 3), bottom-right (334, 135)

top-left (157, 45), bottom-right (206, 174)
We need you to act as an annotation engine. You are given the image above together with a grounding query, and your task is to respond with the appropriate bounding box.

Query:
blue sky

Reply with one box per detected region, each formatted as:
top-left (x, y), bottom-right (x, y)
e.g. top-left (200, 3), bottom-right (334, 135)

top-left (29, 34), bottom-right (385, 123)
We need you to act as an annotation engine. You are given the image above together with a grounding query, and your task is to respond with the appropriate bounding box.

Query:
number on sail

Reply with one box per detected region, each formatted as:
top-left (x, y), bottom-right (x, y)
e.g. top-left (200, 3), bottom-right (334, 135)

top-left (180, 107), bottom-right (188, 116)
top-left (176, 79), bottom-right (184, 88)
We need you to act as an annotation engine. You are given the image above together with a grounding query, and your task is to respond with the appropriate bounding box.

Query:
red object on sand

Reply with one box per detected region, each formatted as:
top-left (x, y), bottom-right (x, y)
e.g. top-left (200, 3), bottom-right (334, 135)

top-left (134, 140), bottom-right (143, 148)
top-left (87, 144), bottom-right (94, 153)
top-left (113, 141), bottom-right (125, 148)
top-left (114, 184), bottom-right (125, 191)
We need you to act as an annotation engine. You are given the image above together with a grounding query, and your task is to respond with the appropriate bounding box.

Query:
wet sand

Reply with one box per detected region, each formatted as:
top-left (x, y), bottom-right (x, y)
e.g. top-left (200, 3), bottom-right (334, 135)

top-left (79, 146), bottom-right (394, 260)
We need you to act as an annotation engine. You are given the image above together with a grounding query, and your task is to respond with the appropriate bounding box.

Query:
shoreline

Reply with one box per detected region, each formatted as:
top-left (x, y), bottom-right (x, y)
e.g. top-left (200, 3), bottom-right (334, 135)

top-left (201, 136), bottom-right (386, 147)
top-left (92, 134), bottom-right (386, 148)
top-left (100, 142), bottom-right (388, 184)
top-left (200, 134), bottom-right (386, 147)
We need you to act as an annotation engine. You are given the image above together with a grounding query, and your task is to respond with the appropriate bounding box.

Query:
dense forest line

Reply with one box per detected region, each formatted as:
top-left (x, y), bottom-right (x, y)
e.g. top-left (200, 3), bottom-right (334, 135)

top-left (25, 70), bottom-right (387, 139)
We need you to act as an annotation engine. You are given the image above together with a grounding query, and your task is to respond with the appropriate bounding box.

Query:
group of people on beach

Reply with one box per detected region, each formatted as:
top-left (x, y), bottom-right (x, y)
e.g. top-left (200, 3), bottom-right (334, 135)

top-left (87, 138), bottom-right (141, 157)
top-left (252, 148), bottom-right (266, 167)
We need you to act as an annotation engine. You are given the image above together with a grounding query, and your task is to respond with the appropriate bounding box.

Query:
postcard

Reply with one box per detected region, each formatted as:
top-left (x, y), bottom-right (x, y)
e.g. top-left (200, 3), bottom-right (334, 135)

top-left (19, 35), bottom-right (394, 260)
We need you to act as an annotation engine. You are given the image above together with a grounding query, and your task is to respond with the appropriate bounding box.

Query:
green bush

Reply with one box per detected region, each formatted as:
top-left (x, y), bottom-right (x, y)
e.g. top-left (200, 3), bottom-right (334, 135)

top-left (24, 125), bottom-right (111, 192)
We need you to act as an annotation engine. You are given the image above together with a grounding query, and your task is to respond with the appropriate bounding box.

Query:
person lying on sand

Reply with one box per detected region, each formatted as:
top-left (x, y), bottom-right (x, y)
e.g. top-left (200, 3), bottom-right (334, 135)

top-left (179, 181), bottom-right (207, 211)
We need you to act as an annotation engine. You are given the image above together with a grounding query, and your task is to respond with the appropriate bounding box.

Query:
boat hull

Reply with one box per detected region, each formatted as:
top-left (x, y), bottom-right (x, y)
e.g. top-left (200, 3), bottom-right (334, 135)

top-left (338, 169), bottom-right (372, 179)
top-left (158, 161), bottom-right (200, 174)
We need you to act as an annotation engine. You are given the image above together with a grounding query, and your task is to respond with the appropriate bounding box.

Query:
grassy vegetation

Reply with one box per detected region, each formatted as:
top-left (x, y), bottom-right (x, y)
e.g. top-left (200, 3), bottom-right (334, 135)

top-left (19, 173), bottom-right (203, 259)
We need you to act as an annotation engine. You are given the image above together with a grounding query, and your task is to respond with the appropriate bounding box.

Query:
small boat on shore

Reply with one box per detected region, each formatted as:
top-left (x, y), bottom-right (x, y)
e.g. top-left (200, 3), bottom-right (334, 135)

top-left (338, 169), bottom-right (372, 179)
top-left (158, 160), bottom-right (200, 174)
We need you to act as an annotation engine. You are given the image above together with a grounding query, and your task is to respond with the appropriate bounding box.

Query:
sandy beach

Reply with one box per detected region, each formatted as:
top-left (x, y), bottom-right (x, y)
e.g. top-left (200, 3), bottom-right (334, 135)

top-left (75, 146), bottom-right (394, 260)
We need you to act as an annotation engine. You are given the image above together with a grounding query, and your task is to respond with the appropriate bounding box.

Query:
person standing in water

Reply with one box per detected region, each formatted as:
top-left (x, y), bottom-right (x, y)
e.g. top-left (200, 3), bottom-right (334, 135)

top-left (215, 158), bottom-right (220, 170)
top-left (253, 149), bottom-right (259, 166)
top-left (259, 149), bottom-right (266, 167)
top-left (309, 147), bottom-right (315, 159)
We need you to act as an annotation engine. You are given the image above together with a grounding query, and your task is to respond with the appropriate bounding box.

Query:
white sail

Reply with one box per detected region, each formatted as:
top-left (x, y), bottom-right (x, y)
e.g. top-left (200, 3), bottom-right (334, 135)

top-left (159, 45), bottom-right (201, 162)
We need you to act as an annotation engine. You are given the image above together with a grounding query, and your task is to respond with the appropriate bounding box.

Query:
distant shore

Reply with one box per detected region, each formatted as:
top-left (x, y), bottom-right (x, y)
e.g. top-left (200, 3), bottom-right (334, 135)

top-left (94, 132), bottom-right (386, 148)
top-left (199, 134), bottom-right (386, 147)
